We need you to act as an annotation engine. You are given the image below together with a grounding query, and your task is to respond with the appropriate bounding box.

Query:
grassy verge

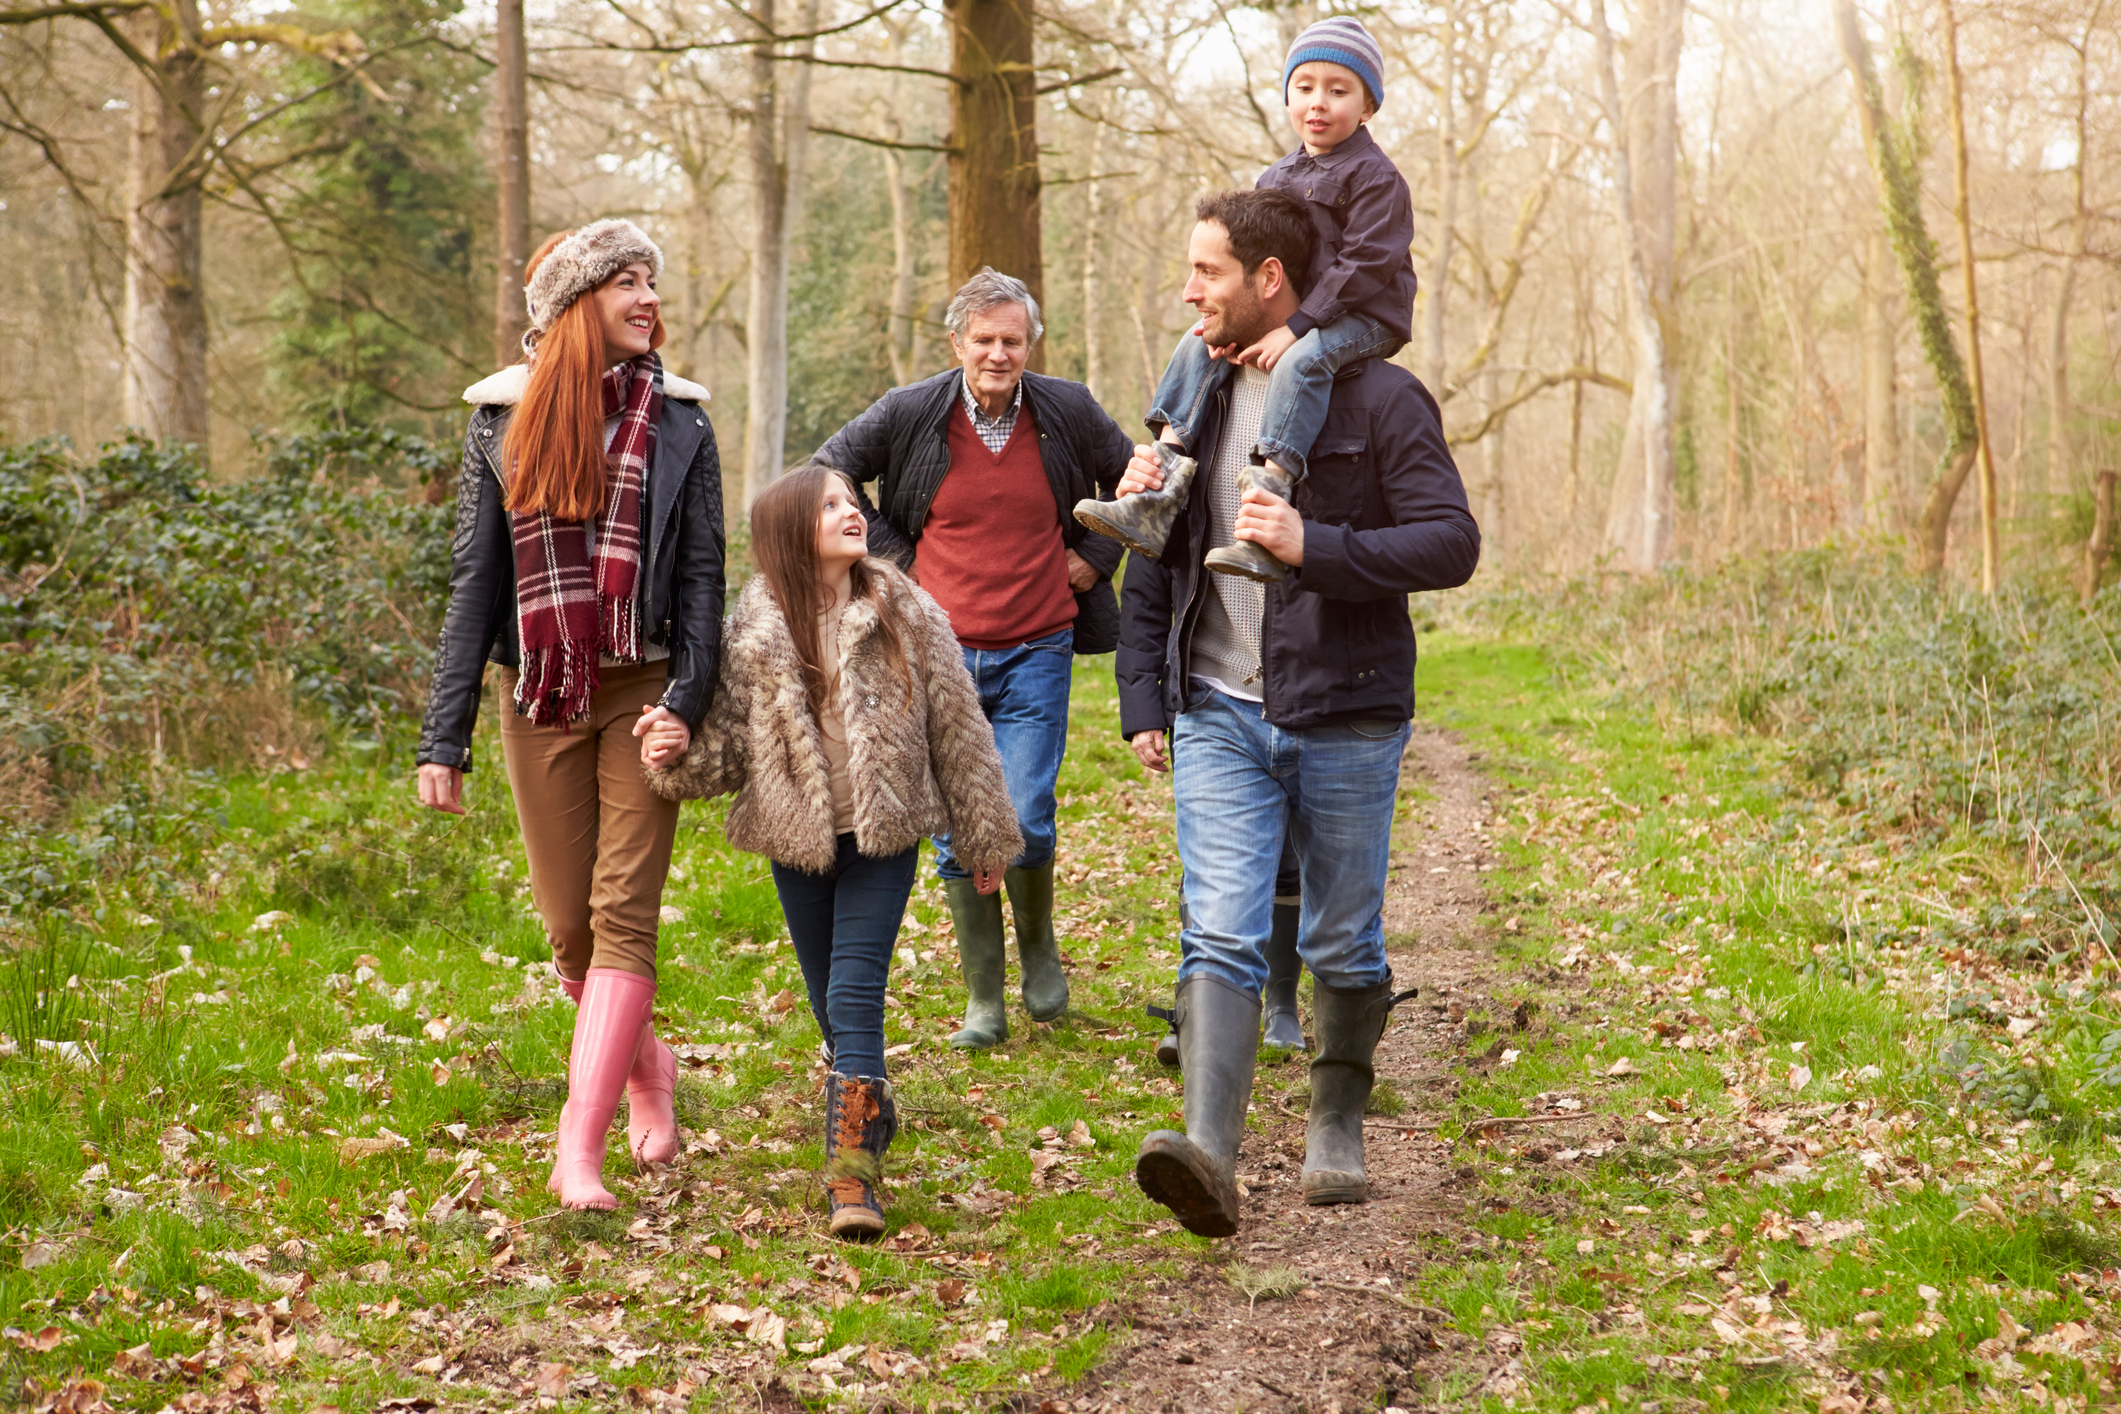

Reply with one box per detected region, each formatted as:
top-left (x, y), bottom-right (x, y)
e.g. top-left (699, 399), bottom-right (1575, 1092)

top-left (0, 657), bottom-right (1252, 1411)
top-left (1412, 632), bottom-right (2121, 1413)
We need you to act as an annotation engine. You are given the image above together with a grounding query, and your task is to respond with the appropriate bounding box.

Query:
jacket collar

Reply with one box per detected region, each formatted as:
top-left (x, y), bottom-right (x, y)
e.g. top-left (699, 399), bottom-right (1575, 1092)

top-left (1289, 122), bottom-right (1375, 171)
top-left (463, 361), bottom-right (711, 407)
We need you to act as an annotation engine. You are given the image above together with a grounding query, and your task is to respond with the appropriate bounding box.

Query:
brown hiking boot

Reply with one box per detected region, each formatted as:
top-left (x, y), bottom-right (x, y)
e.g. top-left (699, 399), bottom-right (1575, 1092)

top-left (823, 1072), bottom-right (895, 1240)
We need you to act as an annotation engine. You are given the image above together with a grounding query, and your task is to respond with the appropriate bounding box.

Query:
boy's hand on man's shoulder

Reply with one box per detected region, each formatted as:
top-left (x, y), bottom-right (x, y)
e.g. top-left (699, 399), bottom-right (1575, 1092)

top-left (1236, 326), bottom-right (1298, 372)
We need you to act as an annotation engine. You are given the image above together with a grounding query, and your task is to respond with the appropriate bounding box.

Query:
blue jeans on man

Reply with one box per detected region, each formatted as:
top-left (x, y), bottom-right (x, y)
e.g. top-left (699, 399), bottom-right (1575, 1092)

top-left (931, 628), bottom-right (1073, 880)
top-left (1147, 313), bottom-right (1401, 481)
top-left (1171, 683), bottom-right (1407, 994)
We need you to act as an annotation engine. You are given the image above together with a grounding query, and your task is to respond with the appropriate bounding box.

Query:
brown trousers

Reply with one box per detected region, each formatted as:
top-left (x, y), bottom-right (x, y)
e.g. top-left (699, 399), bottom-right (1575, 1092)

top-left (500, 660), bottom-right (678, 981)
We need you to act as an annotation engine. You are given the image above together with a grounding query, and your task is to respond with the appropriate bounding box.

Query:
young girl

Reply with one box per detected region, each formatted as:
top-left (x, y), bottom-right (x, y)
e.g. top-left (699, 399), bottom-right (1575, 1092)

top-left (417, 219), bottom-right (725, 1212)
top-left (646, 464), bottom-right (1020, 1240)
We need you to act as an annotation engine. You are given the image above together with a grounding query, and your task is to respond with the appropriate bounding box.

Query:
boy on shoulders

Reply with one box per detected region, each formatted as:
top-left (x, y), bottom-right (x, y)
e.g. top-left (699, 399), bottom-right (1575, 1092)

top-left (1076, 16), bottom-right (1416, 583)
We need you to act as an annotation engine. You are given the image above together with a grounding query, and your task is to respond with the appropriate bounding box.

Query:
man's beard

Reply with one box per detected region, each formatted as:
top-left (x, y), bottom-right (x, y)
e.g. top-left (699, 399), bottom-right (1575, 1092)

top-left (1201, 281), bottom-right (1270, 349)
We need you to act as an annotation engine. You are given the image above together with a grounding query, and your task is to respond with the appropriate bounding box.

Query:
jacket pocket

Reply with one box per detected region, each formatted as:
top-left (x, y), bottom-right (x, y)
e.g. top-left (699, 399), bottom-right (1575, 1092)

top-left (1298, 435), bottom-right (1367, 524)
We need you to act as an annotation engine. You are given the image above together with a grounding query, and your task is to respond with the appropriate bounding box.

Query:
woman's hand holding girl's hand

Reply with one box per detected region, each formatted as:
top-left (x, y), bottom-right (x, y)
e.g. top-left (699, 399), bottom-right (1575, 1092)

top-left (634, 705), bottom-right (692, 769)
top-left (417, 763), bottom-right (465, 814)
top-left (973, 865), bottom-right (1003, 895)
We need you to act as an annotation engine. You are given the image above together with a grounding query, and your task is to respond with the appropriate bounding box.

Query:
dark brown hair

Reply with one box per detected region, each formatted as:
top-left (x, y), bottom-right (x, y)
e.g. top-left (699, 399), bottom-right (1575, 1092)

top-left (749, 465), bottom-right (915, 718)
top-left (1195, 188), bottom-right (1316, 296)
top-left (503, 230), bottom-right (668, 522)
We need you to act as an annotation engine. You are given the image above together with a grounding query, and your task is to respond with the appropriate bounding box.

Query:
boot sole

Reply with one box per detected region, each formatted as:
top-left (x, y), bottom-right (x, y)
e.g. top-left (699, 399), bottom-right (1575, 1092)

top-left (1302, 1171), bottom-right (1369, 1205)
top-left (1134, 1133), bottom-right (1240, 1237)
top-left (829, 1210), bottom-right (886, 1240)
top-left (1203, 552), bottom-right (1291, 583)
top-left (1074, 507), bottom-right (1167, 562)
top-left (948, 1029), bottom-right (1007, 1050)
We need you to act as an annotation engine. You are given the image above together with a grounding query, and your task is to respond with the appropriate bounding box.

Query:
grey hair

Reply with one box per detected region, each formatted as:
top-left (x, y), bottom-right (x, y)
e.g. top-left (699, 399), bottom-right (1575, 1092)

top-left (945, 267), bottom-right (1043, 346)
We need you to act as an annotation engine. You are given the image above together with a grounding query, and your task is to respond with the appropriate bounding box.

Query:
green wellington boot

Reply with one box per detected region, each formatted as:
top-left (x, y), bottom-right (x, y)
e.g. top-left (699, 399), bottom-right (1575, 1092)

top-left (1004, 862), bottom-right (1070, 1023)
top-left (1260, 901), bottom-right (1306, 1051)
top-left (1134, 976), bottom-right (1261, 1237)
top-left (1301, 979), bottom-right (1415, 1204)
top-left (944, 878), bottom-right (1009, 1050)
top-left (1203, 457), bottom-right (1298, 582)
top-left (1073, 446), bottom-right (1199, 561)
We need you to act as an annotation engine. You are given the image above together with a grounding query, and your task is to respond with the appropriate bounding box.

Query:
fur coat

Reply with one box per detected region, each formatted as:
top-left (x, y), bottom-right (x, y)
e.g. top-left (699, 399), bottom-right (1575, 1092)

top-left (647, 559), bottom-right (1024, 876)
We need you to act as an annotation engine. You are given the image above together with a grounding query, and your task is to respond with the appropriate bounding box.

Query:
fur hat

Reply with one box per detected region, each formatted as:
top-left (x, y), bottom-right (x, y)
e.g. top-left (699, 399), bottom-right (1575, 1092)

top-left (523, 219), bottom-right (664, 354)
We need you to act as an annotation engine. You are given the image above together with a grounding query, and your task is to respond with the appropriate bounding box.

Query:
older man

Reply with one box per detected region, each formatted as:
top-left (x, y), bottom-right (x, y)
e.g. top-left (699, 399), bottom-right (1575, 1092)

top-left (814, 268), bottom-right (1133, 1051)
top-left (1116, 189), bottom-right (1480, 1237)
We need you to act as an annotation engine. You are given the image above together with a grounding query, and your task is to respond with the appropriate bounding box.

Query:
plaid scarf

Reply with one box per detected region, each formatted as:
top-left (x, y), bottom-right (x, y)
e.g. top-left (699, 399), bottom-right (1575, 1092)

top-left (510, 354), bottom-right (662, 726)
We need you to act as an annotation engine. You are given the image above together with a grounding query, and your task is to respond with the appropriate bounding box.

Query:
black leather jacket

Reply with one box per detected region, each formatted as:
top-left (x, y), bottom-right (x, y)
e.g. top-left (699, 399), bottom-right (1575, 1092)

top-left (811, 368), bottom-right (1133, 654)
top-left (416, 367), bottom-right (727, 772)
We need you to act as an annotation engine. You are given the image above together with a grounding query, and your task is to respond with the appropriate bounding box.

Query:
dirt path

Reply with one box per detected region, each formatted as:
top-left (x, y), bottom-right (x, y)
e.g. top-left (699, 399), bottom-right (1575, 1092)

top-left (1074, 725), bottom-right (1508, 1413)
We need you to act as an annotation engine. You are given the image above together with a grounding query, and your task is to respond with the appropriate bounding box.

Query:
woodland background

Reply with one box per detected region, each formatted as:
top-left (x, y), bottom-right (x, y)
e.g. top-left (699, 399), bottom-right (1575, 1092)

top-left (3, 0), bottom-right (2118, 588)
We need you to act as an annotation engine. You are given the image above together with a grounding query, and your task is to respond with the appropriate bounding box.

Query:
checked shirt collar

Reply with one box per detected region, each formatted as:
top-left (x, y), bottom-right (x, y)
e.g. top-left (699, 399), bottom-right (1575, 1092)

top-left (958, 371), bottom-right (1025, 454)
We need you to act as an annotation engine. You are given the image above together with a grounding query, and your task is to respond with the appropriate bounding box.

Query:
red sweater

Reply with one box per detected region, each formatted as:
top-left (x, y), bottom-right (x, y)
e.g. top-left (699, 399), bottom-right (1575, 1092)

top-left (915, 402), bottom-right (1077, 649)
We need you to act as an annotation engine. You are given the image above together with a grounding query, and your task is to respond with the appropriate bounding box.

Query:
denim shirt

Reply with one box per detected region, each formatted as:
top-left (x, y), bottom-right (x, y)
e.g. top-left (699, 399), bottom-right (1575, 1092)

top-left (1257, 125), bottom-right (1418, 346)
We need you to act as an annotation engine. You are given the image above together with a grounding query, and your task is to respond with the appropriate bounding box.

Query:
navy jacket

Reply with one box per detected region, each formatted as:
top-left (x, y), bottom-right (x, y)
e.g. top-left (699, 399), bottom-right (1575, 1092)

top-left (1258, 125), bottom-right (1418, 345)
top-left (1115, 357), bottom-right (1478, 736)
top-left (812, 368), bottom-right (1132, 655)
top-left (417, 365), bottom-right (727, 772)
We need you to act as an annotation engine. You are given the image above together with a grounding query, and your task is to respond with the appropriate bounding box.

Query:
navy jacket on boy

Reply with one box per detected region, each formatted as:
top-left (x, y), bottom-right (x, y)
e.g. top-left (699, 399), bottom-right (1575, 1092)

top-left (1114, 356), bottom-right (1479, 737)
top-left (1257, 125), bottom-right (1419, 346)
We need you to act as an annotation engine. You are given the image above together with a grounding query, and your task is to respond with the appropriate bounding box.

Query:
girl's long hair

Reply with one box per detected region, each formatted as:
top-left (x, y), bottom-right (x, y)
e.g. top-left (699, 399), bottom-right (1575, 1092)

top-left (503, 230), bottom-right (667, 522)
top-left (750, 465), bottom-right (915, 717)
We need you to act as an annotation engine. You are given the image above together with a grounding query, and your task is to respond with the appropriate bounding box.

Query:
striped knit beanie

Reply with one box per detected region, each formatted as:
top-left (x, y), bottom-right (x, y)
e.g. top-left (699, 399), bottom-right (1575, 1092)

top-left (1282, 17), bottom-right (1385, 113)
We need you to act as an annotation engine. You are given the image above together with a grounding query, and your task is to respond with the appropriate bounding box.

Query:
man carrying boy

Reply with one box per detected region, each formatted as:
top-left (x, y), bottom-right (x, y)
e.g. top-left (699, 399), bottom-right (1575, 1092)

top-left (1076, 16), bottom-right (1416, 583)
top-left (1114, 187), bottom-right (1478, 1238)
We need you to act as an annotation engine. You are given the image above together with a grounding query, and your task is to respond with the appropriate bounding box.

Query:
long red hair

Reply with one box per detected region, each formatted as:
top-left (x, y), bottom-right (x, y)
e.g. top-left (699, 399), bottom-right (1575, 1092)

top-left (503, 230), bottom-right (667, 522)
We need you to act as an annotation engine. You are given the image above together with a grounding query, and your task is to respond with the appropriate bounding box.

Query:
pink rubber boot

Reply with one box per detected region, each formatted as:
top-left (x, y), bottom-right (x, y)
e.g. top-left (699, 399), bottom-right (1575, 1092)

top-left (547, 969), bottom-right (654, 1210)
top-left (553, 966), bottom-right (585, 1004)
top-left (628, 1017), bottom-right (680, 1168)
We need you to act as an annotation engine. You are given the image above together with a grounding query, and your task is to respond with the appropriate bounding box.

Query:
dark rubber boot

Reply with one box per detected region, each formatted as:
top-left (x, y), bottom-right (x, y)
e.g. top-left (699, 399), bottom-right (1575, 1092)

top-left (1204, 457), bottom-right (1297, 582)
top-left (1301, 979), bottom-right (1410, 1205)
top-left (1261, 901), bottom-right (1305, 1052)
top-left (1151, 1004), bottom-right (1179, 1067)
top-left (1005, 862), bottom-right (1070, 1023)
top-left (1134, 976), bottom-right (1260, 1237)
top-left (823, 1072), bottom-right (896, 1241)
top-left (1074, 446), bottom-right (1199, 561)
top-left (945, 879), bottom-right (1008, 1050)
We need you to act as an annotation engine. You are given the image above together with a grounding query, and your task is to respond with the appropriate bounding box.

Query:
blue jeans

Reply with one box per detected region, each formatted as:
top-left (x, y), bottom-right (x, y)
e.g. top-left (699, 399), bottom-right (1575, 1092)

top-left (932, 628), bottom-right (1073, 880)
top-left (1145, 313), bottom-right (1401, 482)
top-left (771, 834), bottom-right (918, 1078)
top-left (1171, 684), bottom-right (1408, 995)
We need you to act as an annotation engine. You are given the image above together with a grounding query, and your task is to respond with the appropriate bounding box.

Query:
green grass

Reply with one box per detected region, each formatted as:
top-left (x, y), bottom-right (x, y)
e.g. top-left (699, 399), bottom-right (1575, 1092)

top-left (1411, 633), bottom-right (2121, 1411)
top-left (7, 567), bottom-right (2119, 1411)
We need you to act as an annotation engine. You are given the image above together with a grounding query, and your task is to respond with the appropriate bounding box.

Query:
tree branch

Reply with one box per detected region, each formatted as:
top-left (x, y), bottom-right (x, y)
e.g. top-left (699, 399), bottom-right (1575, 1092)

top-left (810, 122), bottom-right (954, 153)
top-left (1035, 65), bottom-right (1121, 96)
top-left (1446, 368), bottom-right (1629, 447)
top-left (0, 0), bottom-right (149, 24)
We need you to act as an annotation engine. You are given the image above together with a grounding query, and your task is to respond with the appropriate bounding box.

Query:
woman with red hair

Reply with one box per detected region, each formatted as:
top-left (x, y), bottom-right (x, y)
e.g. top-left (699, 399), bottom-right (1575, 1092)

top-left (416, 220), bottom-right (725, 1210)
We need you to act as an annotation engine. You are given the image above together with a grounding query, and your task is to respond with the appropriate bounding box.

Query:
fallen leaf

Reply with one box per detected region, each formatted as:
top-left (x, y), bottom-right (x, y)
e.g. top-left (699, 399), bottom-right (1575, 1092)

top-left (937, 1278), bottom-right (967, 1308)
top-left (1606, 1057), bottom-right (1636, 1077)
top-left (1788, 1064), bottom-right (1812, 1092)
top-left (110, 1344), bottom-right (157, 1378)
top-left (768, 989), bottom-right (796, 1015)
top-left (6, 1325), bottom-right (65, 1351)
top-left (532, 1363), bottom-right (573, 1397)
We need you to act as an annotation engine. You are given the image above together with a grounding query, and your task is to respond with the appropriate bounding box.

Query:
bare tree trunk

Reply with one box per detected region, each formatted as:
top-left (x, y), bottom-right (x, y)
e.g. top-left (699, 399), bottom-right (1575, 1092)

top-left (122, 0), bottom-right (209, 453)
top-left (742, 0), bottom-right (820, 509)
top-left (1942, 0), bottom-right (1999, 593)
top-left (882, 146), bottom-right (920, 386)
top-left (492, 0), bottom-right (532, 368)
top-left (1860, 224), bottom-right (1899, 530)
top-left (2082, 469), bottom-right (2116, 604)
top-left (1721, 280), bottom-right (1742, 555)
top-left (1592, 0), bottom-right (1679, 571)
top-left (1479, 363), bottom-right (1505, 570)
top-left (2047, 7), bottom-right (2097, 512)
top-left (1081, 112), bottom-right (1105, 405)
top-left (1422, 0), bottom-right (1458, 394)
top-left (1832, 0), bottom-right (1978, 581)
top-left (946, 0), bottom-right (1042, 368)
